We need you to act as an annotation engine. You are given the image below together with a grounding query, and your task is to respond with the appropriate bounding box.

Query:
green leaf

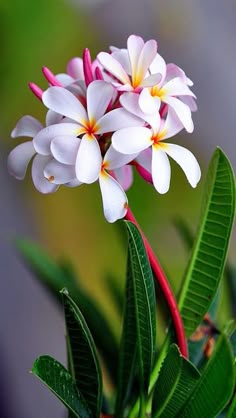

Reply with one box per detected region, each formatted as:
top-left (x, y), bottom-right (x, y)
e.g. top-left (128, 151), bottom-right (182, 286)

top-left (227, 394), bottom-right (236, 418)
top-left (152, 344), bottom-right (200, 418)
top-left (179, 334), bottom-right (235, 418)
top-left (178, 148), bottom-right (236, 337)
top-left (62, 290), bottom-right (102, 418)
top-left (115, 222), bottom-right (156, 417)
top-left (16, 239), bottom-right (119, 383)
top-left (32, 355), bottom-right (91, 418)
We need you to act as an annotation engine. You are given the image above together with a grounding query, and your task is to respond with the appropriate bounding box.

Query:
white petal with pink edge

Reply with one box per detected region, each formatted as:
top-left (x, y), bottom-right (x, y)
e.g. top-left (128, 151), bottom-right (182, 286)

top-left (113, 165), bottom-right (133, 191)
top-left (42, 86), bottom-right (87, 124)
top-left (97, 52), bottom-right (130, 85)
top-left (67, 57), bottom-right (84, 79)
top-left (8, 142), bottom-right (35, 180)
top-left (139, 88), bottom-right (161, 114)
top-left (164, 96), bottom-right (194, 133)
top-left (112, 126), bottom-right (152, 154)
top-left (136, 39), bottom-right (157, 82)
top-left (164, 143), bottom-right (201, 188)
top-left (152, 145), bottom-right (171, 194)
top-left (44, 160), bottom-right (76, 184)
top-left (112, 49), bottom-right (131, 74)
top-left (140, 73), bottom-right (162, 87)
top-left (163, 77), bottom-right (196, 98)
top-left (33, 123), bottom-right (80, 155)
top-left (31, 155), bottom-right (58, 194)
top-left (150, 53), bottom-right (166, 83)
top-left (11, 116), bottom-right (43, 138)
top-left (181, 96), bottom-right (198, 112)
top-left (160, 108), bottom-right (184, 140)
top-left (99, 170), bottom-right (128, 222)
top-left (87, 80), bottom-right (114, 121)
top-left (166, 63), bottom-right (193, 86)
top-left (127, 35), bottom-right (144, 76)
top-left (98, 108), bottom-right (143, 134)
top-left (136, 148), bottom-right (152, 172)
top-left (103, 145), bottom-right (138, 169)
top-left (51, 136), bottom-right (80, 164)
top-left (75, 134), bottom-right (102, 183)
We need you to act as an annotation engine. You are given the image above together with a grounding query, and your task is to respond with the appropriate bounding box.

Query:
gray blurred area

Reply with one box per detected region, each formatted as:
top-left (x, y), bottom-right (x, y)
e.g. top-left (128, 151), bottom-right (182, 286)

top-left (1, 1), bottom-right (235, 417)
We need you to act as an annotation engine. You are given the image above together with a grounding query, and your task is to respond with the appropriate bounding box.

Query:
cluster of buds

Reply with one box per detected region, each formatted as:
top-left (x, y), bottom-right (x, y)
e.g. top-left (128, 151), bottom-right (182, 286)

top-left (8, 35), bottom-right (201, 222)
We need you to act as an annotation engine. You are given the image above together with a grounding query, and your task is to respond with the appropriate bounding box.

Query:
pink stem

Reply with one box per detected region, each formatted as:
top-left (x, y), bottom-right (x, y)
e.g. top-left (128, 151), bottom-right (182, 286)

top-left (125, 206), bottom-right (188, 358)
top-left (28, 82), bottom-right (43, 101)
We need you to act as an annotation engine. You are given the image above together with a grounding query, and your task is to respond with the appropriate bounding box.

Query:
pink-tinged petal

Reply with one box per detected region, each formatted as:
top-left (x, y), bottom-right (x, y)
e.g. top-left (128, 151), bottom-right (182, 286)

top-left (127, 35), bottom-right (144, 76)
top-left (51, 136), bottom-right (80, 164)
top-left (87, 80), bottom-right (114, 121)
top-left (163, 77), bottom-right (196, 98)
top-left (97, 52), bottom-right (130, 85)
top-left (113, 165), bottom-right (133, 191)
top-left (164, 96), bottom-right (194, 133)
top-left (136, 39), bottom-right (157, 82)
top-left (152, 146), bottom-right (171, 194)
top-left (44, 160), bottom-right (76, 184)
top-left (139, 88), bottom-right (161, 114)
top-left (65, 178), bottom-right (83, 187)
top-left (33, 123), bottom-right (80, 155)
top-left (112, 127), bottom-right (152, 154)
top-left (166, 63), bottom-right (193, 86)
top-left (99, 170), bottom-right (128, 222)
top-left (75, 134), bottom-right (102, 183)
top-left (160, 108), bottom-right (184, 140)
top-left (67, 57), bottom-right (84, 79)
top-left (11, 116), bottom-right (43, 138)
top-left (8, 142), bottom-right (35, 180)
top-left (97, 108), bottom-right (143, 134)
top-left (120, 91), bottom-right (160, 130)
top-left (140, 73), bottom-right (162, 87)
top-left (46, 110), bottom-right (63, 126)
top-left (55, 73), bottom-right (75, 87)
top-left (149, 53), bottom-right (166, 83)
top-left (181, 96), bottom-right (198, 112)
top-left (112, 49), bottom-right (131, 74)
top-left (104, 145), bottom-right (138, 169)
top-left (42, 87), bottom-right (87, 124)
top-left (163, 143), bottom-right (201, 188)
top-left (136, 147), bottom-right (152, 172)
top-left (31, 155), bottom-right (58, 194)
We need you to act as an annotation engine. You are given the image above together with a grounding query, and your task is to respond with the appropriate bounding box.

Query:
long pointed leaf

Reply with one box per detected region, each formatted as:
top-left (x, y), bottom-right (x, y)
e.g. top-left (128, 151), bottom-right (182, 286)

top-left (32, 355), bottom-right (91, 418)
top-left (152, 344), bottom-right (200, 418)
top-left (178, 148), bottom-right (235, 337)
top-left (179, 334), bottom-right (235, 418)
top-left (62, 290), bottom-right (102, 418)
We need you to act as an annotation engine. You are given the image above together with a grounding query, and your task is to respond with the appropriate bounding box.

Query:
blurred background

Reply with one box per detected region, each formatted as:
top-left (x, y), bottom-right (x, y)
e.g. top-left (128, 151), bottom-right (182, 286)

top-left (0, 0), bottom-right (235, 416)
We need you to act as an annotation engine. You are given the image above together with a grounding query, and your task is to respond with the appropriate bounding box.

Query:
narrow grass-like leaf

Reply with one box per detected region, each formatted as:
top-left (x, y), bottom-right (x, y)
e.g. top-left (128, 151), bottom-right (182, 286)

top-left (62, 290), bottom-right (102, 418)
top-left (126, 222), bottom-right (156, 394)
top-left (32, 355), bottom-right (91, 418)
top-left (178, 148), bottom-right (235, 337)
top-left (179, 334), bottom-right (235, 418)
top-left (152, 344), bottom-right (200, 417)
top-left (115, 222), bottom-right (156, 417)
top-left (16, 239), bottom-right (118, 383)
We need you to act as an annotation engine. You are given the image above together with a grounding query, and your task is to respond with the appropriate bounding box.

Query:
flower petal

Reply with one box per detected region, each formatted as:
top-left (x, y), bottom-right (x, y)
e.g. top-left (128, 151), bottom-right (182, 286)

top-left (166, 63), bottom-right (193, 86)
top-left (33, 123), bottom-right (80, 155)
top-left (152, 145), bottom-right (171, 194)
top-left (87, 80), bottom-right (114, 121)
top-left (140, 73), bottom-right (162, 87)
top-left (136, 39), bottom-right (157, 82)
top-left (46, 110), bottom-right (63, 126)
top-left (98, 107), bottom-right (143, 134)
top-left (139, 88), bottom-right (161, 114)
top-left (113, 165), bottom-right (133, 191)
top-left (44, 159), bottom-right (76, 184)
top-left (160, 108), bottom-right (184, 140)
top-left (150, 53), bottom-right (166, 83)
top-left (104, 145), bottom-right (138, 169)
top-left (67, 57), bottom-right (84, 79)
top-left (163, 143), bottom-right (201, 188)
top-left (163, 77), bottom-right (196, 98)
top-left (111, 49), bottom-right (131, 74)
top-left (136, 147), bottom-right (152, 172)
top-left (31, 155), bottom-right (58, 194)
top-left (99, 171), bottom-right (128, 222)
top-left (127, 35), bottom-right (144, 76)
top-left (11, 116), bottom-right (43, 138)
top-left (51, 136), bottom-right (80, 164)
top-left (42, 86), bottom-right (87, 124)
top-left (164, 96), bottom-right (194, 133)
top-left (8, 141), bottom-right (35, 180)
top-left (112, 127), bottom-right (152, 154)
top-left (65, 178), bottom-right (83, 187)
top-left (97, 52), bottom-right (130, 85)
top-left (55, 73), bottom-right (75, 87)
top-left (75, 134), bottom-right (102, 183)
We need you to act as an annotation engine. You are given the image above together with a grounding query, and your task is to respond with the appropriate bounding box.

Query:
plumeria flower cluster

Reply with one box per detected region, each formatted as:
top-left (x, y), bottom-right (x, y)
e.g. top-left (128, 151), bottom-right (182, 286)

top-left (8, 35), bottom-right (201, 222)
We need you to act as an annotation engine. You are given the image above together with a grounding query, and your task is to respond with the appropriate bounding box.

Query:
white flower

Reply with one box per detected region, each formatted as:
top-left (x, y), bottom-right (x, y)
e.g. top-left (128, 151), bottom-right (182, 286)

top-left (38, 80), bottom-right (142, 184)
top-left (112, 93), bottom-right (201, 194)
top-left (97, 35), bottom-right (161, 91)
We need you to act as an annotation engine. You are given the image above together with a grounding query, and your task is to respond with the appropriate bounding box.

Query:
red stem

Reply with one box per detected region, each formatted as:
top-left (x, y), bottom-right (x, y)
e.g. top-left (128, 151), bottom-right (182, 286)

top-left (125, 206), bottom-right (188, 358)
